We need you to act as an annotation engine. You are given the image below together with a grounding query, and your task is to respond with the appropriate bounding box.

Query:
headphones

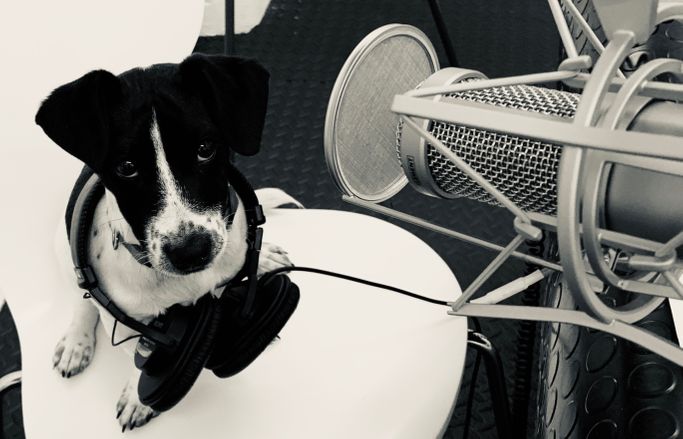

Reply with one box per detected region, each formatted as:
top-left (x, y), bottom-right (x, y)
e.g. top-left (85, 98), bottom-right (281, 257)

top-left (68, 164), bottom-right (300, 412)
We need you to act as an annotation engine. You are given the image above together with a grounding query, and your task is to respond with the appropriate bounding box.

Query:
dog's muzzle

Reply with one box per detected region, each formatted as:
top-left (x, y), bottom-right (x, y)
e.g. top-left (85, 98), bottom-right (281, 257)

top-left (163, 230), bottom-right (214, 273)
top-left (118, 184), bottom-right (240, 273)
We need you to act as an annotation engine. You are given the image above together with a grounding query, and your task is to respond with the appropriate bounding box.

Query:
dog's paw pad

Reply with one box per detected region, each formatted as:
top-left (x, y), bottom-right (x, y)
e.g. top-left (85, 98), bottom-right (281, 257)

top-left (258, 243), bottom-right (294, 276)
top-left (117, 386), bottom-right (158, 432)
top-left (53, 331), bottom-right (95, 378)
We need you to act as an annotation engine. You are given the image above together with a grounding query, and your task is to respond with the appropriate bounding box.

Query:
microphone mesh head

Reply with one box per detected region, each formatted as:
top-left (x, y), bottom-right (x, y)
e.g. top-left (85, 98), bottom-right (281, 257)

top-left (325, 25), bottom-right (438, 202)
top-left (401, 82), bottom-right (580, 214)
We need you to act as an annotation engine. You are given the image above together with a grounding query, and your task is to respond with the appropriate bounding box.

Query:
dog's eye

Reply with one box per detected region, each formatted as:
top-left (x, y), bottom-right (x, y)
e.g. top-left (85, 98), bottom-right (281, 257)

top-left (197, 142), bottom-right (216, 163)
top-left (115, 160), bottom-right (138, 179)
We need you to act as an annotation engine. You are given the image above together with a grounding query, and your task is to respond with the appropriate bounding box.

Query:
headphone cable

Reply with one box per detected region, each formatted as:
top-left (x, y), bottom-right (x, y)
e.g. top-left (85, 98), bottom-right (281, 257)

top-left (260, 266), bottom-right (451, 307)
top-left (108, 265), bottom-right (451, 347)
top-left (108, 264), bottom-right (485, 434)
top-left (263, 266), bottom-right (490, 439)
top-left (111, 319), bottom-right (143, 347)
top-left (463, 316), bottom-right (482, 439)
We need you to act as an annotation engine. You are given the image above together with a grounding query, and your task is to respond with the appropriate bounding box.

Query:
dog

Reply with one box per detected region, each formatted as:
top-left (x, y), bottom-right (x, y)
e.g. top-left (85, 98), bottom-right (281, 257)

top-left (36, 54), bottom-right (300, 431)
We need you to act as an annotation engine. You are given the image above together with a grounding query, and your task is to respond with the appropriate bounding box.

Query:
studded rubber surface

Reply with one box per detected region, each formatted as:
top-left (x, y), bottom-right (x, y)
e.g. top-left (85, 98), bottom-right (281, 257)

top-left (548, 4), bottom-right (683, 438)
top-left (0, 304), bottom-right (24, 439)
top-left (537, 270), bottom-right (683, 439)
top-left (565, 0), bottom-right (683, 68)
top-left (649, 20), bottom-right (683, 60)
top-left (562, 0), bottom-right (605, 64)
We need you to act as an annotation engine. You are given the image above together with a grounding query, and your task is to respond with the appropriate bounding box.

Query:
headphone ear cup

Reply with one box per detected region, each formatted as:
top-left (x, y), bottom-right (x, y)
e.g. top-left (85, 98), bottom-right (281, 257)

top-left (137, 297), bottom-right (223, 412)
top-left (207, 274), bottom-right (300, 378)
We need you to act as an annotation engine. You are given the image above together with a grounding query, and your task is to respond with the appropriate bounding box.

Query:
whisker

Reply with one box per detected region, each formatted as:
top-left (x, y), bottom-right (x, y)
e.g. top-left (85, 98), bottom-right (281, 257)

top-left (224, 211), bottom-right (238, 223)
top-left (133, 252), bottom-right (152, 264)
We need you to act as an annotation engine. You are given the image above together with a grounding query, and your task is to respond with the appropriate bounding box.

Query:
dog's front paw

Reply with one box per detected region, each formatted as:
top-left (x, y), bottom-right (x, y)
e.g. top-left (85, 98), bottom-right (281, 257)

top-left (117, 382), bottom-right (158, 432)
top-left (53, 330), bottom-right (95, 378)
top-left (258, 242), bottom-right (294, 277)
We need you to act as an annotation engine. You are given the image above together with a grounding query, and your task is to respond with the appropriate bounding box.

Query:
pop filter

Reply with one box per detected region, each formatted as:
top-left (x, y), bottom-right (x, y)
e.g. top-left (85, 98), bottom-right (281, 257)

top-left (324, 24), bottom-right (439, 202)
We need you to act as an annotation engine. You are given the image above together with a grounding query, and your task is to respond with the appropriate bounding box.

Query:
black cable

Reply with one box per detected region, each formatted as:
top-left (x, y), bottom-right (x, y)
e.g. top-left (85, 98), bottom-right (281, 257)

top-left (267, 266), bottom-right (481, 434)
top-left (111, 319), bottom-right (142, 347)
top-left (463, 350), bottom-right (481, 439)
top-left (463, 317), bottom-right (482, 439)
top-left (510, 238), bottom-right (546, 437)
top-left (264, 266), bottom-right (485, 437)
top-left (471, 316), bottom-right (482, 333)
top-left (224, 0), bottom-right (235, 55)
top-left (260, 266), bottom-right (450, 307)
top-left (107, 265), bottom-right (451, 348)
top-left (426, 0), bottom-right (459, 67)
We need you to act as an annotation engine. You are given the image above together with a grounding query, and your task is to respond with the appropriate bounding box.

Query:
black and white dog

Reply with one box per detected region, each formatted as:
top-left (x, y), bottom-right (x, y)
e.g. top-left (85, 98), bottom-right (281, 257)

top-left (36, 54), bottom-right (297, 430)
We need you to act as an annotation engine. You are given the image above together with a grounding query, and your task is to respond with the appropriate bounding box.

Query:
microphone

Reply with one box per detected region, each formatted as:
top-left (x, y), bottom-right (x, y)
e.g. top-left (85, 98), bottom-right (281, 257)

top-left (324, 20), bottom-right (683, 365)
top-left (324, 25), bottom-right (683, 245)
top-left (395, 67), bottom-right (683, 245)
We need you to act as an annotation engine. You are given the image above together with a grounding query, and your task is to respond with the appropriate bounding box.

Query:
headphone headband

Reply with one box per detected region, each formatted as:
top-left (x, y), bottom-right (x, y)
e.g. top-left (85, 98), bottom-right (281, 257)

top-left (68, 164), bottom-right (265, 347)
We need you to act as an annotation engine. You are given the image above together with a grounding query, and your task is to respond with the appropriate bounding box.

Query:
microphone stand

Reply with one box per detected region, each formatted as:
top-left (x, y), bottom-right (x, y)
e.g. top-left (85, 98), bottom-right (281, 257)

top-left (364, 4), bottom-right (683, 363)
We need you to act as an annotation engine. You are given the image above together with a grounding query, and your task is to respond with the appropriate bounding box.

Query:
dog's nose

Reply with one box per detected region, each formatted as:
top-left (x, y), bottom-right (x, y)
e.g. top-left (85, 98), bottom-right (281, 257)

top-left (163, 231), bottom-right (214, 273)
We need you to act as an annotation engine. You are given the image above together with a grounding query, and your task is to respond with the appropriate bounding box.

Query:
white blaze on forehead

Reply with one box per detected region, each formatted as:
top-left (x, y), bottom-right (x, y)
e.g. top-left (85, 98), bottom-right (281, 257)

top-left (150, 110), bottom-right (182, 206)
top-left (146, 108), bottom-right (228, 273)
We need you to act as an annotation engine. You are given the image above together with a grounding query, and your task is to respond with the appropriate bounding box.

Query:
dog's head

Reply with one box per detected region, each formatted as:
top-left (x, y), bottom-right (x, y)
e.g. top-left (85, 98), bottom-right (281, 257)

top-left (36, 55), bottom-right (269, 275)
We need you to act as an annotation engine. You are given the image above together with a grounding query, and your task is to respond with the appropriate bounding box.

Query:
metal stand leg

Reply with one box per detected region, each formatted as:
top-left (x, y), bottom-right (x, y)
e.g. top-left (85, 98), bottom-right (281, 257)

top-left (467, 331), bottom-right (512, 439)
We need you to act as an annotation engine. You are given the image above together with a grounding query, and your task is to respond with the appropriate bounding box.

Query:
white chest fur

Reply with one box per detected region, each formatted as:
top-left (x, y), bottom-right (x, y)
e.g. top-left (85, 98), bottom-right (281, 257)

top-left (87, 190), bottom-right (248, 320)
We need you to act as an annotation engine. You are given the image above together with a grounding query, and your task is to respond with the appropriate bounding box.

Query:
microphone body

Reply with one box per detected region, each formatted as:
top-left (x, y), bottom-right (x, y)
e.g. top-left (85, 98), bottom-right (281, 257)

top-left (396, 68), bottom-right (683, 244)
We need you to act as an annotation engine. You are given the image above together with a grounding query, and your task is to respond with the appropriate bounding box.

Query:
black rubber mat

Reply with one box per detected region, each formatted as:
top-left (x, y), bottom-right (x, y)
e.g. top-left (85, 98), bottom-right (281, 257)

top-left (537, 272), bottom-right (683, 439)
top-left (194, 1), bottom-right (561, 437)
top-left (1, 304), bottom-right (24, 439)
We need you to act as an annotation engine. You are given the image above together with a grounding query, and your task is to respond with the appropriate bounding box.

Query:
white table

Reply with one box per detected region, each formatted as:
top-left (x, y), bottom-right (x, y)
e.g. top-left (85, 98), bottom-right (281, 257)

top-left (3, 203), bottom-right (467, 438)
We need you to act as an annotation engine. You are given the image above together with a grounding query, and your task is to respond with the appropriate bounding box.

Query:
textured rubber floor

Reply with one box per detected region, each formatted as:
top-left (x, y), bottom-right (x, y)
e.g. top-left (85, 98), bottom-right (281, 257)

top-left (544, 7), bottom-right (683, 437)
top-left (562, 0), bottom-right (605, 64)
top-left (536, 250), bottom-right (683, 439)
top-left (1, 387), bottom-right (23, 439)
top-left (562, 0), bottom-right (683, 71)
top-left (0, 304), bottom-right (24, 439)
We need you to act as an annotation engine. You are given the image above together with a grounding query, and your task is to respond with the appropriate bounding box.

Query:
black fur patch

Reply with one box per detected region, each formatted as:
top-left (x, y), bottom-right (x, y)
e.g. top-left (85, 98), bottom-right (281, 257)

top-left (37, 55), bottom-right (269, 245)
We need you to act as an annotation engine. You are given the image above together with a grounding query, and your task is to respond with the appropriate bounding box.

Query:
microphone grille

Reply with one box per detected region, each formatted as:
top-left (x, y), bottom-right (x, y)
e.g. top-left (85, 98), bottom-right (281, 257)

top-left (402, 81), bottom-right (580, 215)
top-left (447, 82), bottom-right (579, 118)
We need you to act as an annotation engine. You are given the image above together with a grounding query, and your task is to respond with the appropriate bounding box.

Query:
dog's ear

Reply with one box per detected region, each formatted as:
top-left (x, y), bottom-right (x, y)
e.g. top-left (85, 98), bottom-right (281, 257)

top-left (179, 54), bottom-right (269, 156)
top-left (35, 70), bottom-right (122, 170)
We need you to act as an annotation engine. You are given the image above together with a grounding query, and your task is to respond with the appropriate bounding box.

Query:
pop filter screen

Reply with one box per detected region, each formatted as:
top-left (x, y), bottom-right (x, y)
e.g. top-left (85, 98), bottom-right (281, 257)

top-left (324, 24), bottom-right (439, 202)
